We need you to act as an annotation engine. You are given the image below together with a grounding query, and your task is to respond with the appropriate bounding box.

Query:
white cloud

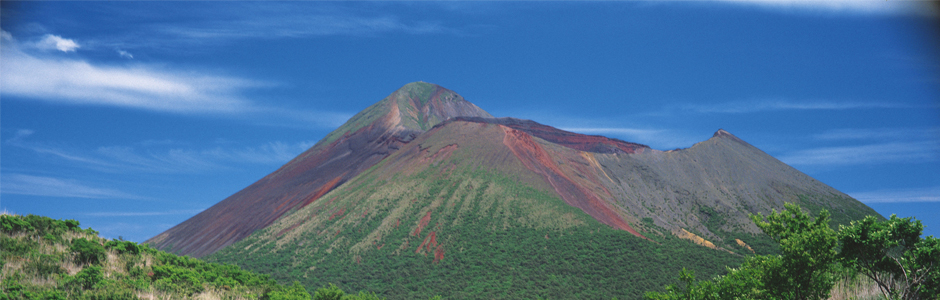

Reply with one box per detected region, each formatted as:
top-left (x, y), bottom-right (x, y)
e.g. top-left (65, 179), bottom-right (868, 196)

top-left (849, 187), bottom-right (940, 203)
top-left (1, 31), bottom-right (348, 127)
top-left (117, 49), bottom-right (133, 59)
top-left (37, 34), bottom-right (80, 52)
top-left (1, 31), bottom-right (260, 114)
top-left (710, 0), bottom-right (930, 15)
top-left (0, 174), bottom-right (142, 199)
top-left (778, 141), bottom-right (940, 166)
top-left (2, 49), bottom-right (255, 114)
top-left (680, 100), bottom-right (909, 114)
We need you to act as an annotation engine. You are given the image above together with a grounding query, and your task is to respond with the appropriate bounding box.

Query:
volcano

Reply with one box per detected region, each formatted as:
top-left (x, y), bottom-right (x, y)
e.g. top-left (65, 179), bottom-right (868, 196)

top-left (147, 82), bottom-right (879, 299)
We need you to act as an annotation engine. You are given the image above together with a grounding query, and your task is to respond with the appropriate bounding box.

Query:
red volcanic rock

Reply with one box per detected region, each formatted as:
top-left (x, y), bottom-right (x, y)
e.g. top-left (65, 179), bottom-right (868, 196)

top-left (413, 211), bottom-right (432, 237)
top-left (450, 117), bottom-right (649, 154)
top-left (416, 231), bottom-right (437, 254)
top-left (499, 124), bottom-right (647, 240)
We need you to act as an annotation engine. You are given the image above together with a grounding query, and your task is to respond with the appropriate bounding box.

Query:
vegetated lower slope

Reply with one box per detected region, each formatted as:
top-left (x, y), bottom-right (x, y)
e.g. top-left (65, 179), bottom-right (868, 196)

top-left (147, 82), bottom-right (492, 258)
top-left (206, 121), bottom-right (744, 299)
top-left (0, 214), bottom-right (309, 300)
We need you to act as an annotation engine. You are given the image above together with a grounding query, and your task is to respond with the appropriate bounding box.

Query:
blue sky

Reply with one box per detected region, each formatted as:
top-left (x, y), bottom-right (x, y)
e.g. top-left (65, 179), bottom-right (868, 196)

top-left (1, 1), bottom-right (938, 242)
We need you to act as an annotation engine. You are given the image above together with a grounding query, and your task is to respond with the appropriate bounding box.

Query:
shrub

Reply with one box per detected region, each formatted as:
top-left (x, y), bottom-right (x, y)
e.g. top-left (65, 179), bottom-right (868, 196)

top-left (1, 235), bottom-right (35, 257)
top-left (104, 240), bottom-right (140, 255)
top-left (1, 215), bottom-right (34, 233)
top-left (72, 266), bottom-right (104, 289)
top-left (312, 283), bottom-right (344, 300)
top-left (71, 238), bottom-right (106, 265)
top-left (266, 281), bottom-right (312, 300)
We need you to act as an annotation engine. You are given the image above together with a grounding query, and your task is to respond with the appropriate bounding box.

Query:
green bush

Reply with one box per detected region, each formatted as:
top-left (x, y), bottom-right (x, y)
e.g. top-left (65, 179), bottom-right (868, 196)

top-left (265, 281), bottom-right (312, 300)
top-left (1, 215), bottom-right (34, 233)
top-left (71, 238), bottom-right (106, 265)
top-left (72, 266), bottom-right (104, 289)
top-left (104, 240), bottom-right (140, 255)
top-left (151, 264), bottom-right (205, 295)
top-left (1, 235), bottom-right (35, 257)
top-left (312, 283), bottom-right (344, 300)
top-left (73, 286), bottom-right (137, 300)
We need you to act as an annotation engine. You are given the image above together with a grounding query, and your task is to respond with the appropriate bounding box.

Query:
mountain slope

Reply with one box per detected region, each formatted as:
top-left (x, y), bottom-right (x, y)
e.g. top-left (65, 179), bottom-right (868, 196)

top-left (592, 129), bottom-right (875, 250)
top-left (205, 119), bottom-right (745, 299)
top-left (204, 118), bottom-right (877, 298)
top-left (149, 82), bottom-right (881, 298)
top-left (146, 82), bottom-right (491, 258)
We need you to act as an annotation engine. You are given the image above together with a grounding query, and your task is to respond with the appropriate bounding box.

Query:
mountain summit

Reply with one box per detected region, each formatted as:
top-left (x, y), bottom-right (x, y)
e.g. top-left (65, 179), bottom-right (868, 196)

top-left (148, 82), bottom-right (879, 298)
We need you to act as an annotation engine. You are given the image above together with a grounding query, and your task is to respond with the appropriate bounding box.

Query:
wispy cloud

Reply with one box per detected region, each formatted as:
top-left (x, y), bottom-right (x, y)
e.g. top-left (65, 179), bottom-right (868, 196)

top-left (778, 141), bottom-right (940, 166)
top-left (1, 31), bottom-right (349, 128)
top-left (709, 0), bottom-right (933, 16)
top-left (677, 100), bottom-right (910, 114)
top-left (84, 209), bottom-right (203, 217)
top-left (849, 187), bottom-right (940, 203)
top-left (780, 127), bottom-right (940, 166)
top-left (0, 174), bottom-right (142, 199)
top-left (812, 127), bottom-right (940, 141)
top-left (159, 14), bottom-right (447, 41)
top-left (154, 3), bottom-right (454, 41)
top-left (116, 49), bottom-right (133, 59)
top-left (7, 131), bottom-right (316, 173)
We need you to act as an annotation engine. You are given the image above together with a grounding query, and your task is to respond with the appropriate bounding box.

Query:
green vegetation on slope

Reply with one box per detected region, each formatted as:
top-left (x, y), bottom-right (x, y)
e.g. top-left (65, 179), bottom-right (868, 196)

top-left (0, 214), bottom-right (311, 300)
top-left (646, 203), bottom-right (940, 300)
top-left (207, 165), bottom-right (745, 299)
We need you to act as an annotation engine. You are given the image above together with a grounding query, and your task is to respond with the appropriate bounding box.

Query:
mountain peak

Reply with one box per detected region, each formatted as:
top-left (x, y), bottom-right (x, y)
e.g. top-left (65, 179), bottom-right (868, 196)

top-left (395, 81), bottom-right (440, 104)
top-left (712, 128), bottom-right (747, 145)
top-left (387, 82), bottom-right (492, 131)
top-left (312, 82), bottom-right (491, 148)
top-left (713, 128), bottom-right (733, 137)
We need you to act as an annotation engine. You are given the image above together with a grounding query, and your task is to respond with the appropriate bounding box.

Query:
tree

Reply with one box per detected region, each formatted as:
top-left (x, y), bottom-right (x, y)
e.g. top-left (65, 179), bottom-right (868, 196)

top-left (71, 238), bottom-right (106, 265)
top-left (839, 215), bottom-right (940, 300)
top-left (312, 283), bottom-right (345, 300)
top-left (750, 202), bottom-right (839, 300)
top-left (266, 281), bottom-right (312, 300)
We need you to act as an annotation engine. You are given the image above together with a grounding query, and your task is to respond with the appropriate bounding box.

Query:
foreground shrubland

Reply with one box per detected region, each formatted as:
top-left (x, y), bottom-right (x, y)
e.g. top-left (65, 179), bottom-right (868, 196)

top-left (1, 214), bottom-right (312, 300)
top-left (646, 203), bottom-right (940, 300)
